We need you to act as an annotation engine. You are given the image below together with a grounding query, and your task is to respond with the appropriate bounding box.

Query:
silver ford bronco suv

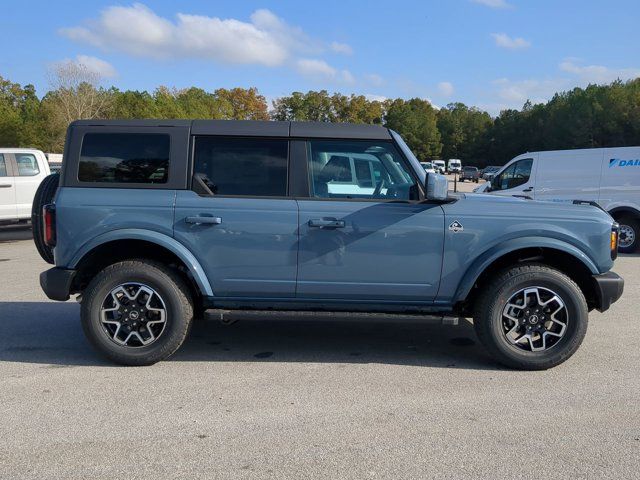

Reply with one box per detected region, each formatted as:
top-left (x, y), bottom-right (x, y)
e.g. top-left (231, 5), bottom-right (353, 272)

top-left (34, 120), bottom-right (624, 369)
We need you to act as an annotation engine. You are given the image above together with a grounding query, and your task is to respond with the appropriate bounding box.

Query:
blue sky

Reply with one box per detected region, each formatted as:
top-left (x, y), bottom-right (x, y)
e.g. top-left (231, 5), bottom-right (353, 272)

top-left (2, 0), bottom-right (639, 114)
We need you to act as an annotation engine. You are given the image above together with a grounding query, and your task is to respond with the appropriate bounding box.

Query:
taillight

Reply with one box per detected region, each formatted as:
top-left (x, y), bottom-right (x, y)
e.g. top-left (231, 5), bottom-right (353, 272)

top-left (43, 204), bottom-right (56, 247)
top-left (610, 223), bottom-right (619, 260)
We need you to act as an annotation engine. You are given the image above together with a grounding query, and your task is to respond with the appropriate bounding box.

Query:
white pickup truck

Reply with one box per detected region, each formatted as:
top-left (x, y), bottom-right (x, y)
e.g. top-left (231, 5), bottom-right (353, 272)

top-left (0, 149), bottom-right (51, 224)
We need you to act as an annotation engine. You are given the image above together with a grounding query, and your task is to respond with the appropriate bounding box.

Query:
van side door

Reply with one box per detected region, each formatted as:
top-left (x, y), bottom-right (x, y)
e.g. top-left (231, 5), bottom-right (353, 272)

top-left (0, 154), bottom-right (17, 220)
top-left (174, 134), bottom-right (299, 298)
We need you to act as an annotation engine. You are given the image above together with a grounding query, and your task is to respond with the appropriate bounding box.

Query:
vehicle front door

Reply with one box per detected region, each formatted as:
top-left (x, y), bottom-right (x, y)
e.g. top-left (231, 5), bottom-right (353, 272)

top-left (489, 157), bottom-right (536, 197)
top-left (0, 154), bottom-right (17, 220)
top-left (296, 139), bottom-right (444, 302)
top-left (174, 136), bottom-right (299, 298)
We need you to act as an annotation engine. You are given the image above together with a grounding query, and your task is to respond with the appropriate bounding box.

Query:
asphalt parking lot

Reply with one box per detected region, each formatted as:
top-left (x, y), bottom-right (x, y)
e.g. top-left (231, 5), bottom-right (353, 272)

top-left (1, 225), bottom-right (639, 479)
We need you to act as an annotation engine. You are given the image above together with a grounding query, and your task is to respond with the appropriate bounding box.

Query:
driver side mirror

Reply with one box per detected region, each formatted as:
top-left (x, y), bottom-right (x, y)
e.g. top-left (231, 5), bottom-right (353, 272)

top-left (425, 173), bottom-right (448, 201)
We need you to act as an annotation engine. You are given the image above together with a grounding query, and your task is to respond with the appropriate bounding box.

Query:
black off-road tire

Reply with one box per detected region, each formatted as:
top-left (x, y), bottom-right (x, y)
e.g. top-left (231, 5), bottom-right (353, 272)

top-left (473, 264), bottom-right (588, 370)
top-left (81, 260), bottom-right (193, 366)
top-left (31, 173), bottom-right (59, 264)
top-left (616, 215), bottom-right (639, 254)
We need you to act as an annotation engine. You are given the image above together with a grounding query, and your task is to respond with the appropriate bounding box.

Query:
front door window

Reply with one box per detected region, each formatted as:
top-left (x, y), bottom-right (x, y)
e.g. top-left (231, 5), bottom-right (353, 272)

top-left (307, 140), bottom-right (419, 200)
top-left (493, 158), bottom-right (533, 191)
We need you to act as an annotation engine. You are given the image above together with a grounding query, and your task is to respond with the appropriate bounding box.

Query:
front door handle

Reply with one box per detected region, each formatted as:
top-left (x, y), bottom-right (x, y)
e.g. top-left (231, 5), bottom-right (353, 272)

top-left (0, 184), bottom-right (12, 188)
top-left (185, 215), bottom-right (222, 225)
top-left (522, 187), bottom-right (533, 192)
top-left (308, 218), bottom-right (346, 229)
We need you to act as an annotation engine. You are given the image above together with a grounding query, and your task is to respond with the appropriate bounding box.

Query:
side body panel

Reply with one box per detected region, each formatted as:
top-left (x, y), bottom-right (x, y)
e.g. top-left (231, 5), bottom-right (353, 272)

top-left (297, 200), bottom-right (445, 301)
top-left (598, 146), bottom-right (640, 214)
top-left (533, 150), bottom-right (603, 203)
top-left (54, 188), bottom-right (177, 267)
top-left (437, 195), bottom-right (614, 304)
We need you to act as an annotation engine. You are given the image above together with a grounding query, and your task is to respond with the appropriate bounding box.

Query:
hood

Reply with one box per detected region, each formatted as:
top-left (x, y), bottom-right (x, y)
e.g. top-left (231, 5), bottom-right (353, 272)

top-left (458, 192), bottom-right (614, 223)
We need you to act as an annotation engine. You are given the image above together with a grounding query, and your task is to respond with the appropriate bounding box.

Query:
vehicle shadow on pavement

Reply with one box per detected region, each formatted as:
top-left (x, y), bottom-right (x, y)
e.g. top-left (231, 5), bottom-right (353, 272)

top-left (0, 225), bottom-right (32, 244)
top-left (0, 302), bottom-right (501, 370)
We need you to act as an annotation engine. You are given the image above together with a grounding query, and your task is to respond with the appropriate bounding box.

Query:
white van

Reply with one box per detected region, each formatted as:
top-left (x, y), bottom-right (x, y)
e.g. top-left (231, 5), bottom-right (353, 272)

top-left (475, 146), bottom-right (640, 252)
top-left (432, 160), bottom-right (446, 174)
top-left (448, 159), bottom-right (462, 173)
top-left (0, 149), bottom-right (51, 224)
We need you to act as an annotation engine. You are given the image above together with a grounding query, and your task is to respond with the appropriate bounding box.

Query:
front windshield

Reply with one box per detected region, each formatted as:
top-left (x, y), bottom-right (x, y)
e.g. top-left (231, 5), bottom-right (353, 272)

top-left (390, 130), bottom-right (426, 185)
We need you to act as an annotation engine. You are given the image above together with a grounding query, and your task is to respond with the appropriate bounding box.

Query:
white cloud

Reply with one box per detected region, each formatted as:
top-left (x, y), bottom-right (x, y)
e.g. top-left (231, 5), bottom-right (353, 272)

top-left (60, 4), bottom-right (340, 68)
top-left (471, 0), bottom-right (511, 8)
top-left (559, 60), bottom-right (640, 84)
top-left (295, 58), bottom-right (354, 84)
top-left (437, 81), bottom-right (454, 97)
top-left (296, 58), bottom-right (336, 78)
top-left (75, 55), bottom-right (117, 78)
top-left (491, 33), bottom-right (531, 50)
top-left (364, 94), bottom-right (387, 102)
top-left (330, 41), bottom-right (353, 55)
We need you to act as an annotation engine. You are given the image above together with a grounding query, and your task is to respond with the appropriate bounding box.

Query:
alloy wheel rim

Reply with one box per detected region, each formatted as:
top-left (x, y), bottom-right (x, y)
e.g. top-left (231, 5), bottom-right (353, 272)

top-left (501, 286), bottom-right (568, 352)
top-left (100, 283), bottom-right (167, 347)
top-left (618, 224), bottom-right (635, 248)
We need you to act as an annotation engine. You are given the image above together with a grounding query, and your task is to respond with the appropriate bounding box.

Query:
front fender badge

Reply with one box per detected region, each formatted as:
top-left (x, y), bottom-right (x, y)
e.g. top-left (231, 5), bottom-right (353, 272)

top-left (449, 221), bottom-right (464, 233)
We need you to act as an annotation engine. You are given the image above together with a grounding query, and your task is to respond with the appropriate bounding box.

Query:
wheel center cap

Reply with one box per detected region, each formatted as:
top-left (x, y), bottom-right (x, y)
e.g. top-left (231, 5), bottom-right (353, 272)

top-left (128, 310), bottom-right (140, 320)
top-left (529, 314), bottom-right (539, 324)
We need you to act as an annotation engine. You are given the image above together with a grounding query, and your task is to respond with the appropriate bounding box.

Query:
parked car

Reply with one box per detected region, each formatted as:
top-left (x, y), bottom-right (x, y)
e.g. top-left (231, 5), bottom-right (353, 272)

top-left (459, 166), bottom-right (480, 182)
top-left (420, 161), bottom-right (436, 174)
top-left (432, 160), bottom-right (446, 174)
top-left (447, 159), bottom-right (462, 174)
top-left (474, 147), bottom-right (640, 253)
top-left (0, 148), bottom-right (51, 224)
top-left (36, 120), bottom-right (623, 370)
top-left (482, 166), bottom-right (501, 181)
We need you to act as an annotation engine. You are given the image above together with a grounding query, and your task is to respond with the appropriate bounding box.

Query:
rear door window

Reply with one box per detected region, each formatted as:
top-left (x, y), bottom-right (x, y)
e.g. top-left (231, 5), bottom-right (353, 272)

top-left (193, 137), bottom-right (288, 196)
top-left (15, 153), bottom-right (40, 176)
top-left (79, 133), bottom-right (170, 183)
top-left (0, 154), bottom-right (6, 177)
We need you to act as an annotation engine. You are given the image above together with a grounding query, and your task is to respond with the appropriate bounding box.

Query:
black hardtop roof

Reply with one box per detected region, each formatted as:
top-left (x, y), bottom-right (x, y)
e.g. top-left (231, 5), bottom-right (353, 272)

top-left (70, 119), bottom-right (392, 140)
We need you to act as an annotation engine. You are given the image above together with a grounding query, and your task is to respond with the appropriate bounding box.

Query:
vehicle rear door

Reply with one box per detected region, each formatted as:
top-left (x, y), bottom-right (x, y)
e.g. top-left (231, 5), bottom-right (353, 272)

top-left (174, 130), bottom-right (299, 298)
top-left (12, 152), bottom-right (46, 218)
top-left (0, 154), bottom-right (17, 220)
top-left (295, 138), bottom-right (444, 302)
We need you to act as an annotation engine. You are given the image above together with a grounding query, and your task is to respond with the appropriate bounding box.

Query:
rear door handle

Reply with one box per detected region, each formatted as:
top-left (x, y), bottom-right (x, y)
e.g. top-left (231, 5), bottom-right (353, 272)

top-left (185, 215), bottom-right (222, 225)
top-left (0, 184), bottom-right (12, 188)
top-left (522, 187), bottom-right (533, 192)
top-left (308, 218), bottom-right (345, 229)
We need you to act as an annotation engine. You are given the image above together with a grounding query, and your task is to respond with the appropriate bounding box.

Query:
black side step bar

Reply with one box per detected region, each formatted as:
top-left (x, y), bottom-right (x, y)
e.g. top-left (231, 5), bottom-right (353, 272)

top-left (203, 309), bottom-right (461, 326)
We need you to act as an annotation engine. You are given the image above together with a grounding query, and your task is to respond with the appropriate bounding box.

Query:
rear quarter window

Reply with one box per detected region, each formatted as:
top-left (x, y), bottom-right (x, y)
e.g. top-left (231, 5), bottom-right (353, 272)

top-left (78, 133), bottom-right (170, 184)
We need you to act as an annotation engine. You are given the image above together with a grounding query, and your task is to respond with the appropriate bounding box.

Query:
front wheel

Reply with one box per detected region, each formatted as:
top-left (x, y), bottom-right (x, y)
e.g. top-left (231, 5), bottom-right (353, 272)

top-left (81, 260), bottom-right (193, 366)
top-left (474, 264), bottom-right (588, 370)
top-left (616, 216), bottom-right (639, 253)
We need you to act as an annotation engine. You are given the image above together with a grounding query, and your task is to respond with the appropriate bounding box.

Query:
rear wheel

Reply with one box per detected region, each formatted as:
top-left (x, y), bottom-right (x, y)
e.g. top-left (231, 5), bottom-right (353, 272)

top-left (31, 173), bottom-right (59, 264)
top-left (616, 215), bottom-right (639, 253)
top-left (81, 260), bottom-right (193, 366)
top-left (474, 264), bottom-right (588, 370)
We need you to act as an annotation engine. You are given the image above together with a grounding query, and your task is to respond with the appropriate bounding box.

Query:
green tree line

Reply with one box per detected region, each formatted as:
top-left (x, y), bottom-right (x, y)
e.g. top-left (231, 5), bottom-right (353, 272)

top-left (2, 69), bottom-right (639, 166)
